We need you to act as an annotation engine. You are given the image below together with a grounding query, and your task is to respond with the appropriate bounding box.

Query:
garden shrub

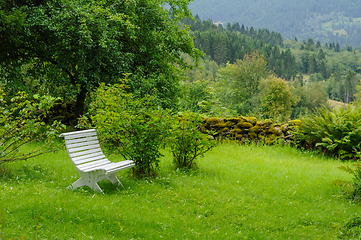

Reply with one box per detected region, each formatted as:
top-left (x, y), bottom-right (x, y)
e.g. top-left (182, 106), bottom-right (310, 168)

top-left (0, 90), bottom-right (64, 166)
top-left (338, 162), bottom-right (361, 202)
top-left (79, 83), bottom-right (171, 178)
top-left (168, 112), bottom-right (216, 170)
top-left (296, 105), bottom-right (361, 159)
top-left (338, 215), bottom-right (361, 238)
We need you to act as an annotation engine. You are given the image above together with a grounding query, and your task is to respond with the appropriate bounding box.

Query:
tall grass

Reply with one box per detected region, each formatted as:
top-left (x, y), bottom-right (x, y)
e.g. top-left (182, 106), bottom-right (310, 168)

top-left (1, 143), bottom-right (360, 239)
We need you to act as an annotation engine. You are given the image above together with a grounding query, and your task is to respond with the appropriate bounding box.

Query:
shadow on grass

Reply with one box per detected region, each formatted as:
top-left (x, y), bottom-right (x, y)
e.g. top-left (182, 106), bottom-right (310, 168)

top-left (0, 163), bottom-right (52, 183)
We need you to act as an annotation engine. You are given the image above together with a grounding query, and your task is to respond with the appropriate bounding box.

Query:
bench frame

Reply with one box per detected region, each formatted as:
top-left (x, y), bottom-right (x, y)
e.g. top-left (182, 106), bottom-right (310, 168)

top-left (60, 129), bottom-right (135, 194)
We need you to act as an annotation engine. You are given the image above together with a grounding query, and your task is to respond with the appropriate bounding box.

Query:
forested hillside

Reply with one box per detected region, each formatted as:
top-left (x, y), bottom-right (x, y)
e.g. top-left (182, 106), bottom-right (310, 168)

top-left (180, 16), bottom-right (361, 119)
top-left (182, 16), bottom-right (296, 80)
top-left (188, 0), bottom-right (361, 47)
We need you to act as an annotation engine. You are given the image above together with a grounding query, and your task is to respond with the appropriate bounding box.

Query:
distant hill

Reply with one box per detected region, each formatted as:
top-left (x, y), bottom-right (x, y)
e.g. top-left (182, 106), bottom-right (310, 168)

top-left (188, 0), bottom-right (361, 47)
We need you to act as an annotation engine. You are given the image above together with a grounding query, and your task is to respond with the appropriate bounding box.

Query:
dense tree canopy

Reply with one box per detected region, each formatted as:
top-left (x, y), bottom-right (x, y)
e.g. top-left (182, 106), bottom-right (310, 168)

top-left (215, 52), bottom-right (269, 115)
top-left (181, 17), bottom-right (297, 80)
top-left (0, 0), bottom-right (201, 119)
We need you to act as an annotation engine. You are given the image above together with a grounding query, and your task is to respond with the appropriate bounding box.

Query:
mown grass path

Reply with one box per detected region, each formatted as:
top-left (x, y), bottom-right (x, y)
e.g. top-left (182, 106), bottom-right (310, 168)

top-left (1, 143), bottom-right (359, 239)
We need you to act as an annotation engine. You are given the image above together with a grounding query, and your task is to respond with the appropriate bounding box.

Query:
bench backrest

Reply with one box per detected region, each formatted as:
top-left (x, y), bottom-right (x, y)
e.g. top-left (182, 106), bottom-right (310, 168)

top-left (60, 129), bottom-right (108, 167)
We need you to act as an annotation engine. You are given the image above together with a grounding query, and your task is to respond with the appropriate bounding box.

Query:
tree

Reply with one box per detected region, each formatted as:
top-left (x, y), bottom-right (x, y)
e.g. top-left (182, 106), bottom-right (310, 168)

top-left (0, 0), bottom-right (48, 63)
top-left (1, 0), bottom-right (201, 119)
top-left (344, 70), bottom-right (358, 103)
top-left (216, 52), bottom-right (269, 115)
top-left (259, 75), bottom-right (298, 121)
top-left (315, 40), bottom-right (321, 48)
top-left (318, 48), bottom-right (326, 60)
top-left (301, 52), bottom-right (309, 73)
top-left (306, 38), bottom-right (315, 50)
top-left (308, 54), bottom-right (317, 74)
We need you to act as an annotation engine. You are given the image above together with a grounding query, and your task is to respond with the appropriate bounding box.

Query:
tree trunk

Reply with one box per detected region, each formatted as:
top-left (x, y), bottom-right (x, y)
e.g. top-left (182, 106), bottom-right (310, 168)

top-left (74, 84), bottom-right (88, 121)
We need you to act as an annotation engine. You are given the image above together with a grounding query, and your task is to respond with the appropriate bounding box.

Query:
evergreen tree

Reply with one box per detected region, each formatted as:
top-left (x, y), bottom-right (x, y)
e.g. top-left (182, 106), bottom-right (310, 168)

top-left (344, 70), bottom-right (358, 103)
top-left (226, 22), bottom-right (233, 32)
top-left (301, 53), bottom-right (309, 73)
top-left (306, 38), bottom-right (315, 50)
top-left (319, 60), bottom-right (327, 79)
top-left (315, 40), bottom-right (321, 48)
top-left (309, 54), bottom-right (317, 74)
top-left (232, 22), bottom-right (241, 32)
top-left (318, 48), bottom-right (326, 60)
top-left (213, 33), bottom-right (229, 65)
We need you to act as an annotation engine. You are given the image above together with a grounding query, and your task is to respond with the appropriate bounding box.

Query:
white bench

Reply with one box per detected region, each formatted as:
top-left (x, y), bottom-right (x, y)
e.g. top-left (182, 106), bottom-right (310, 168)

top-left (59, 129), bottom-right (135, 194)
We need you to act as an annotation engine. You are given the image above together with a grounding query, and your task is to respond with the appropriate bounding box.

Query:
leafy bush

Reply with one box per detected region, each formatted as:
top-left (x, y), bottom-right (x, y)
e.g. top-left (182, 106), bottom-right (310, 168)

top-left (337, 215), bottom-right (361, 238)
top-left (338, 162), bottom-right (361, 202)
top-left (0, 90), bottom-right (64, 166)
top-left (259, 75), bottom-right (298, 122)
top-left (79, 83), bottom-right (171, 178)
top-left (295, 105), bottom-right (361, 159)
top-left (168, 112), bottom-right (216, 170)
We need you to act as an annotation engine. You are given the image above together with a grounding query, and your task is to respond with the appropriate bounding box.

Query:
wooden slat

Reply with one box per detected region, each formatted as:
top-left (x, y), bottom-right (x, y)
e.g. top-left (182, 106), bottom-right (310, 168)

top-left (103, 162), bottom-right (135, 174)
top-left (65, 136), bottom-right (98, 145)
top-left (102, 160), bottom-right (135, 171)
top-left (72, 152), bottom-right (104, 162)
top-left (60, 129), bottom-right (96, 137)
top-left (67, 143), bottom-right (101, 153)
top-left (67, 140), bottom-right (99, 149)
top-left (73, 154), bottom-right (106, 164)
top-left (69, 148), bottom-right (102, 158)
top-left (78, 159), bottom-right (111, 171)
top-left (63, 131), bottom-right (97, 140)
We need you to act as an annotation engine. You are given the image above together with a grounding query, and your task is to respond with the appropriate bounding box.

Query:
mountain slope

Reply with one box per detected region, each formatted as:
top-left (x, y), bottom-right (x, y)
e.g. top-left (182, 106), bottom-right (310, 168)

top-left (188, 0), bottom-right (361, 46)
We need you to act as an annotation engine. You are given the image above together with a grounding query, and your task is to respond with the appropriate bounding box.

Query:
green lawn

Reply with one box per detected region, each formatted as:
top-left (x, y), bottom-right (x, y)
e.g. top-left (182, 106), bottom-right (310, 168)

top-left (1, 143), bottom-right (360, 239)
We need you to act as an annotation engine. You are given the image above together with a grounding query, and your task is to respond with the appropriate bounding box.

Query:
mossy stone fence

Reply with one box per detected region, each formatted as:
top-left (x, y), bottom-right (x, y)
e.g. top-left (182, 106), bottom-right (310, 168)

top-left (202, 116), bottom-right (301, 144)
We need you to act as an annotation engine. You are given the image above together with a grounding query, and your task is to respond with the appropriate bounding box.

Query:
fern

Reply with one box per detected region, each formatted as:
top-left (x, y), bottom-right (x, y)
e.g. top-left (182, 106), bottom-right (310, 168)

top-left (298, 105), bottom-right (361, 159)
top-left (338, 162), bottom-right (361, 202)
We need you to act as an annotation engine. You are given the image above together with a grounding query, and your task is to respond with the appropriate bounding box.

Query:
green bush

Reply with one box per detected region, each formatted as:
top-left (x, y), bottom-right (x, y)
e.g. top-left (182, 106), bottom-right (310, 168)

top-left (79, 83), bottom-right (171, 178)
top-left (296, 105), bottom-right (361, 159)
top-left (339, 163), bottom-right (361, 202)
top-left (0, 90), bottom-right (64, 166)
top-left (168, 112), bottom-right (216, 170)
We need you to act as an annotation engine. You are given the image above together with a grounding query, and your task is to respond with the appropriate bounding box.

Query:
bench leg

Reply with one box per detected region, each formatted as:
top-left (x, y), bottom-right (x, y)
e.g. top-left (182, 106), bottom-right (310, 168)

top-left (108, 173), bottom-right (123, 187)
top-left (92, 182), bottom-right (104, 194)
top-left (67, 177), bottom-right (86, 190)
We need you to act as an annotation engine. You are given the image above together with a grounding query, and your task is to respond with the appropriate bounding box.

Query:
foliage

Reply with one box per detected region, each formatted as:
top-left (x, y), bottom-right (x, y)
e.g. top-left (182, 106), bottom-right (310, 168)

top-left (182, 17), bottom-right (296, 80)
top-left (79, 83), bottom-right (171, 178)
top-left (259, 75), bottom-right (299, 121)
top-left (1, 0), bottom-right (201, 119)
top-left (0, 90), bottom-right (64, 165)
top-left (354, 79), bottom-right (361, 105)
top-left (296, 105), bottom-right (361, 159)
top-left (339, 215), bottom-right (361, 238)
top-left (216, 52), bottom-right (270, 115)
top-left (338, 162), bottom-right (361, 202)
top-left (168, 112), bottom-right (216, 170)
top-left (290, 80), bottom-right (330, 119)
top-left (179, 79), bottom-right (228, 117)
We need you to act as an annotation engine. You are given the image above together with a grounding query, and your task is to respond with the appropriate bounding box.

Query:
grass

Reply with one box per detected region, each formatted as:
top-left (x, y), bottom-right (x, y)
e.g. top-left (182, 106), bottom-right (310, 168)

top-left (328, 99), bottom-right (347, 110)
top-left (1, 142), bottom-right (360, 239)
